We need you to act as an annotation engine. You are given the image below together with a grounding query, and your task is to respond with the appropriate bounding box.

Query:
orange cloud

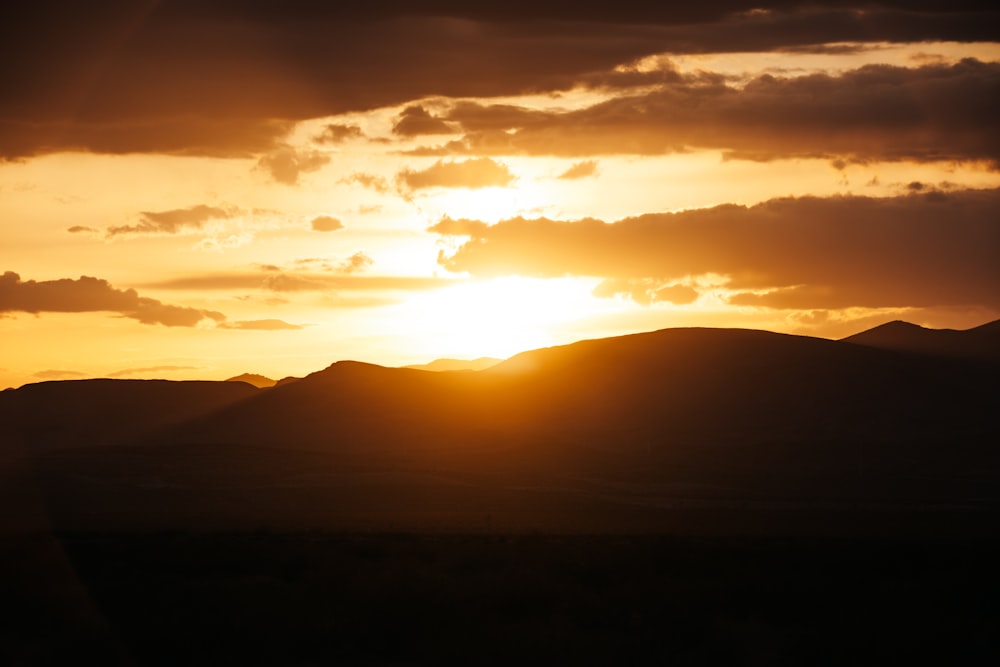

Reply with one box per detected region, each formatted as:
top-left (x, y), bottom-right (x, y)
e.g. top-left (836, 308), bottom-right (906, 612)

top-left (431, 189), bottom-right (1000, 310)
top-left (310, 216), bottom-right (344, 232)
top-left (557, 160), bottom-right (599, 180)
top-left (107, 365), bottom-right (201, 378)
top-left (107, 205), bottom-right (236, 237)
top-left (218, 319), bottom-right (304, 331)
top-left (339, 172), bottom-right (391, 193)
top-left (33, 370), bottom-right (87, 380)
top-left (257, 147), bottom-right (330, 185)
top-left (314, 123), bottom-right (364, 144)
top-left (397, 158), bottom-right (515, 191)
top-left (142, 273), bottom-right (454, 293)
top-left (393, 105), bottom-right (453, 136)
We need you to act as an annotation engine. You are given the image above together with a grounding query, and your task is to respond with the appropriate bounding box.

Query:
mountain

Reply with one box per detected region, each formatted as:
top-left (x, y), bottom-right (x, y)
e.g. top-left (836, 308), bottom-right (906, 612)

top-left (403, 357), bottom-right (502, 372)
top-left (226, 373), bottom-right (276, 388)
top-left (0, 379), bottom-right (260, 453)
top-left (2, 324), bottom-right (998, 534)
top-left (843, 319), bottom-right (1000, 363)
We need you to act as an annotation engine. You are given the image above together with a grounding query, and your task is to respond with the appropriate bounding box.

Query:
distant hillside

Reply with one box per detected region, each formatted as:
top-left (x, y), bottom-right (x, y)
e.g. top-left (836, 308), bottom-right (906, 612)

top-left (403, 357), bottom-right (502, 372)
top-left (226, 373), bottom-right (276, 388)
top-left (843, 319), bottom-right (1000, 363)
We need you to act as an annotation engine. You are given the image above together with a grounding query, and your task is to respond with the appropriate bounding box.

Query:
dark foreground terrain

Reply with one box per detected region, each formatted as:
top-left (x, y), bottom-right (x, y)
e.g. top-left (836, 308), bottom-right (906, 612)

top-left (2, 321), bottom-right (997, 663)
top-left (3, 531), bottom-right (998, 666)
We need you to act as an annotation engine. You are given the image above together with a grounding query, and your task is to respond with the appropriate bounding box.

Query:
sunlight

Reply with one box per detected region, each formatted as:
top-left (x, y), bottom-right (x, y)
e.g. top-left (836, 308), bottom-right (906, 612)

top-left (391, 277), bottom-right (604, 360)
top-left (419, 184), bottom-right (548, 224)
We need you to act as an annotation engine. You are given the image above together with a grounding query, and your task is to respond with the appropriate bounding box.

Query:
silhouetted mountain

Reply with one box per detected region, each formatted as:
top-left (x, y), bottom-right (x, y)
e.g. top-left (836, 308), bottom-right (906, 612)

top-left (843, 319), bottom-right (1000, 363)
top-left (403, 357), bottom-right (502, 372)
top-left (3, 324), bottom-right (998, 534)
top-left (226, 373), bottom-right (276, 388)
top-left (0, 379), bottom-right (259, 452)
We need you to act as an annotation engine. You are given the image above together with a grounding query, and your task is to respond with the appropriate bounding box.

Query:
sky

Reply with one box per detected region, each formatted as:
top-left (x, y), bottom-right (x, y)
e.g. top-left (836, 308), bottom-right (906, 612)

top-left (1, 1), bottom-right (999, 388)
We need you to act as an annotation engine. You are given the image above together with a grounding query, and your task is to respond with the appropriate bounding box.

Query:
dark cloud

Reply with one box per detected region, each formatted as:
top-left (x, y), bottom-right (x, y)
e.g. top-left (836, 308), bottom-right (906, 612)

top-left (107, 204), bottom-right (235, 237)
top-left (431, 189), bottom-right (1000, 311)
top-left (0, 117), bottom-right (294, 160)
top-left (557, 160), bottom-right (599, 180)
top-left (0, 271), bottom-right (226, 326)
top-left (310, 215), bottom-right (344, 232)
top-left (393, 105), bottom-right (453, 136)
top-left (420, 60), bottom-right (1000, 165)
top-left (314, 123), bottom-right (364, 144)
top-left (67, 225), bottom-right (98, 234)
top-left (397, 158), bottom-right (515, 191)
top-left (218, 319), bottom-right (304, 330)
top-left (5, 2), bottom-right (995, 158)
top-left (256, 147), bottom-right (330, 185)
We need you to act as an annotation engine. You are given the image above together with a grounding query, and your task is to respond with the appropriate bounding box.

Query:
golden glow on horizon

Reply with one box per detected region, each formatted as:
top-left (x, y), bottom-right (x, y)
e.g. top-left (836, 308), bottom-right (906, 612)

top-left (387, 277), bottom-right (616, 360)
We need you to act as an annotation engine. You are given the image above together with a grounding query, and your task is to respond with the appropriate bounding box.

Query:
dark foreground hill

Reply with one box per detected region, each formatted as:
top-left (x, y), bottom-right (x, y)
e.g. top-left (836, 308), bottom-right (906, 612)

top-left (1, 323), bottom-right (998, 534)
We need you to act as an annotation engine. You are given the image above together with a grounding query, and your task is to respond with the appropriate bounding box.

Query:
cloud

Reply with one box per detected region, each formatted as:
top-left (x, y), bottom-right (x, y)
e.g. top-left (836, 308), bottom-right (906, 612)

top-left (428, 217), bottom-right (490, 237)
top-left (2, 4), bottom-right (996, 158)
top-left (557, 160), bottom-right (599, 180)
top-left (338, 252), bottom-right (373, 274)
top-left (107, 365), bottom-right (200, 378)
top-left (67, 225), bottom-right (98, 234)
top-left (256, 147), bottom-right (330, 185)
top-left (339, 172), bottom-right (390, 193)
top-left (393, 105), bottom-right (453, 136)
top-left (143, 273), bottom-right (455, 293)
top-left (314, 123), bottom-right (364, 144)
top-left (593, 279), bottom-right (700, 305)
top-left (33, 369), bottom-right (87, 380)
top-left (423, 60), bottom-right (1000, 165)
top-left (106, 204), bottom-right (235, 237)
top-left (0, 271), bottom-right (225, 326)
top-left (218, 319), bottom-right (304, 331)
top-left (310, 215), bottom-right (344, 232)
top-left (432, 189), bottom-right (1000, 311)
top-left (397, 158), bottom-right (516, 191)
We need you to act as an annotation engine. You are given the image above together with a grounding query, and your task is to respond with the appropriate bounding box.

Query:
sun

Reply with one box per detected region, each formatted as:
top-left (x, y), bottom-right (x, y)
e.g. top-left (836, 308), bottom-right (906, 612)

top-left (391, 276), bottom-right (606, 361)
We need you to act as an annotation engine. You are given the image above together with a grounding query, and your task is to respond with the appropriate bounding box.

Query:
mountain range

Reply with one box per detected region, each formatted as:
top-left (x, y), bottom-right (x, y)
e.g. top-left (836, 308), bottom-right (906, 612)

top-left (1, 320), bottom-right (997, 534)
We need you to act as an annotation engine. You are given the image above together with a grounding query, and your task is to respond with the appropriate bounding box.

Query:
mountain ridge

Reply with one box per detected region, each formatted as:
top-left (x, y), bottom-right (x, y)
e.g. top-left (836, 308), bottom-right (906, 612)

top-left (843, 317), bottom-right (1000, 363)
top-left (3, 321), bottom-right (997, 534)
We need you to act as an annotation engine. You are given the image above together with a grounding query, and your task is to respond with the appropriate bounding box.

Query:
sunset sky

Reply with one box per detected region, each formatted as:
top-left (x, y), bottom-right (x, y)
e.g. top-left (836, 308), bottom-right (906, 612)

top-left (2, 1), bottom-right (998, 388)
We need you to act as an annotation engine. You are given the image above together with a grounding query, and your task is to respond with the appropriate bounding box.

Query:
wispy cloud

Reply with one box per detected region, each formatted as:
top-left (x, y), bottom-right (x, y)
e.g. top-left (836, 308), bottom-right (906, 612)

top-left (107, 205), bottom-right (237, 237)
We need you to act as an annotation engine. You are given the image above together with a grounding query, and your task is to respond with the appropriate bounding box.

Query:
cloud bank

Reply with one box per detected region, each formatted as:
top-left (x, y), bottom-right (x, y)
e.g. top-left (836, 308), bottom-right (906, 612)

top-left (423, 60), bottom-right (1000, 165)
top-left (431, 189), bottom-right (1000, 310)
top-left (6, 2), bottom-right (994, 158)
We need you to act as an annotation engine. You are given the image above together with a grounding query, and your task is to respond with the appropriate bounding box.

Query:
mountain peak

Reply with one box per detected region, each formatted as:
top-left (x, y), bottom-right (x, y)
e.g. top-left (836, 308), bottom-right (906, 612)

top-left (842, 318), bottom-right (999, 363)
top-left (225, 373), bottom-right (276, 388)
